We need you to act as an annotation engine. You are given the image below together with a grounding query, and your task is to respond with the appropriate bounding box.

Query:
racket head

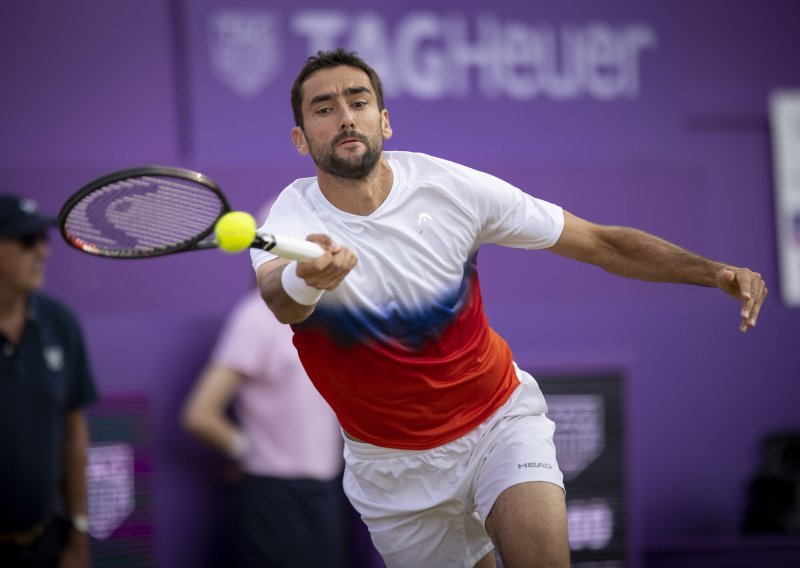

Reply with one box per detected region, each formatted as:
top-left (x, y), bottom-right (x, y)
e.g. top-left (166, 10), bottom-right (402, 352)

top-left (59, 166), bottom-right (231, 258)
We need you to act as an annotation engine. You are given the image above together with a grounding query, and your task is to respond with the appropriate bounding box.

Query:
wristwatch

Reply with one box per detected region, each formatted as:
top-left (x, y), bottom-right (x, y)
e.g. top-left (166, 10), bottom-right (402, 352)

top-left (71, 514), bottom-right (90, 534)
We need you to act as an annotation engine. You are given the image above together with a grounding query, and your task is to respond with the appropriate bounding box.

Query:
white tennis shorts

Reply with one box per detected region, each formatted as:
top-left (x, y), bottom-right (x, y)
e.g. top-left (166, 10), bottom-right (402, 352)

top-left (342, 367), bottom-right (564, 568)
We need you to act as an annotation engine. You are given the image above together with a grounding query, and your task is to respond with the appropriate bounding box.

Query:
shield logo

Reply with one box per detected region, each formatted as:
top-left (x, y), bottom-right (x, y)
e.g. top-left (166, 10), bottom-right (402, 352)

top-left (547, 394), bottom-right (605, 480)
top-left (86, 443), bottom-right (135, 540)
top-left (42, 346), bottom-right (64, 372)
top-left (208, 9), bottom-right (282, 99)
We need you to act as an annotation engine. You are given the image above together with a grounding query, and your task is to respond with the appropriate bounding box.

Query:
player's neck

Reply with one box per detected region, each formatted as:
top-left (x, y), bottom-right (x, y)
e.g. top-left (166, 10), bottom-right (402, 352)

top-left (317, 156), bottom-right (393, 216)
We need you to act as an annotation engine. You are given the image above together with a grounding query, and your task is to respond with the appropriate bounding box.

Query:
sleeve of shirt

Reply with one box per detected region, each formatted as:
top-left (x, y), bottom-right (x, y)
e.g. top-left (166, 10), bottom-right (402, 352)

top-left (250, 184), bottom-right (329, 273)
top-left (432, 155), bottom-right (565, 250)
top-left (479, 181), bottom-right (564, 249)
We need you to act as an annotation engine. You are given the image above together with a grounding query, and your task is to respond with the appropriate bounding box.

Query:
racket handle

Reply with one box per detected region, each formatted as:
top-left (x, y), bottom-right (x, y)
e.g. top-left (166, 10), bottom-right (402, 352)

top-left (255, 232), bottom-right (325, 262)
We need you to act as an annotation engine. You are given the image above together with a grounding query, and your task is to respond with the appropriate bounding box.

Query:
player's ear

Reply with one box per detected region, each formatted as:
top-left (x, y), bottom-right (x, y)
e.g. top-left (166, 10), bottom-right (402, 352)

top-left (381, 109), bottom-right (393, 141)
top-left (292, 127), bottom-right (309, 156)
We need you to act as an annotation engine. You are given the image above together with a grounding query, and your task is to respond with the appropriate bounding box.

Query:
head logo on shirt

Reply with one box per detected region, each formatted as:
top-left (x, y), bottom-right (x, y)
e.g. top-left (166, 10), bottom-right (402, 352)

top-left (43, 346), bottom-right (64, 372)
top-left (417, 212), bottom-right (432, 234)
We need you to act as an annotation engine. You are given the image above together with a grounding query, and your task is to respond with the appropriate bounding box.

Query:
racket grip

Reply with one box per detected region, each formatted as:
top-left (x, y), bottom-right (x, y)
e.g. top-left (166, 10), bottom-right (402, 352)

top-left (255, 232), bottom-right (325, 262)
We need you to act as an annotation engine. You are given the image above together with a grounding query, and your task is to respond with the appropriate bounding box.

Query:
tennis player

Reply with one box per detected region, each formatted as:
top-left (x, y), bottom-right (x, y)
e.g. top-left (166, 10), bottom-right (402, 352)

top-left (252, 49), bottom-right (766, 568)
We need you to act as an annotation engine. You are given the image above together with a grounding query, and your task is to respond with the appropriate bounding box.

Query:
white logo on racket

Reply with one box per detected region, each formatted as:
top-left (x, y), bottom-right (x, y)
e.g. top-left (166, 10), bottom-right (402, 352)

top-left (418, 213), bottom-right (433, 234)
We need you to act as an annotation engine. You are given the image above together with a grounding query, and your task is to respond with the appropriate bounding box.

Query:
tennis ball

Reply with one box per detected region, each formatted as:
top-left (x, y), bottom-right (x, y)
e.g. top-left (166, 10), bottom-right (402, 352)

top-left (215, 211), bottom-right (257, 253)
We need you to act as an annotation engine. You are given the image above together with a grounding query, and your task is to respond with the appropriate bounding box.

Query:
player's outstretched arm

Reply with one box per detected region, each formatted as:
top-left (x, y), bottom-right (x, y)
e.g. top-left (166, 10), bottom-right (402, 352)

top-left (257, 234), bottom-right (358, 324)
top-left (548, 211), bottom-right (767, 332)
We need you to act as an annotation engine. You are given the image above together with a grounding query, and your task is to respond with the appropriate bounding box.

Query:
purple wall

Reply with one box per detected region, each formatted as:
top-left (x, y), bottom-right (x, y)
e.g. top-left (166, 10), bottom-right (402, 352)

top-left (1, 1), bottom-right (799, 566)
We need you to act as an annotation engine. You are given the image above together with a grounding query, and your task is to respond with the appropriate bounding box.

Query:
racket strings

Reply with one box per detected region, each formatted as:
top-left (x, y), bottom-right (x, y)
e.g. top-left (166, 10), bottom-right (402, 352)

top-left (63, 176), bottom-right (225, 255)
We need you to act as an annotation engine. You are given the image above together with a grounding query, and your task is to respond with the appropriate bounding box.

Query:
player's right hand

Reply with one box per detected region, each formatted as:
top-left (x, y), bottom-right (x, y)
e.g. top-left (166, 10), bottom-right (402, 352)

top-left (297, 233), bottom-right (358, 291)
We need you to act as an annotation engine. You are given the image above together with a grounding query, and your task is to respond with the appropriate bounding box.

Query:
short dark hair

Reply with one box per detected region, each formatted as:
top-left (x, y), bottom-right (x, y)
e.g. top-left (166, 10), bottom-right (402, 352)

top-left (291, 48), bottom-right (385, 128)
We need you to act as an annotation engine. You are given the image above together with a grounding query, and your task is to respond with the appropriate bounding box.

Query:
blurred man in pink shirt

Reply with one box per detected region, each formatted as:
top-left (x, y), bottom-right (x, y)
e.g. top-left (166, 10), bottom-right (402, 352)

top-left (183, 206), bottom-right (350, 568)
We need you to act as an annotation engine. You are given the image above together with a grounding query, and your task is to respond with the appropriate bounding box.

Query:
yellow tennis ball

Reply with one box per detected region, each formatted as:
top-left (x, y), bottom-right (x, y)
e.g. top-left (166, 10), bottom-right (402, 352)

top-left (215, 211), bottom-right (257, 253)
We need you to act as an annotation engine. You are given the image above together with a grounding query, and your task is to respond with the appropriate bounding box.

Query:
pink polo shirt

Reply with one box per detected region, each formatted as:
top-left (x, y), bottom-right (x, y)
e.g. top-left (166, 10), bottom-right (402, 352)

top-left (212, 289), bottom-right (343, 480)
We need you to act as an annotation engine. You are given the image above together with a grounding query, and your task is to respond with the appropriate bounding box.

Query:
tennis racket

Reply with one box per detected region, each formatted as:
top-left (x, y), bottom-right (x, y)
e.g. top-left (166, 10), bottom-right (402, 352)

top-left (58, 166), bottom-right (324, 261)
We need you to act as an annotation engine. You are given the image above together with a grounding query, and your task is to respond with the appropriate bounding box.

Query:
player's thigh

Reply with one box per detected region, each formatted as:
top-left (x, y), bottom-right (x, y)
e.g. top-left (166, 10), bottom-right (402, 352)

top-left (485, 481), bottom-right (569, 568)
top-left (472, 412), bottom-right (563, 524)
top-left (472, 410), bottom-right (566, 567)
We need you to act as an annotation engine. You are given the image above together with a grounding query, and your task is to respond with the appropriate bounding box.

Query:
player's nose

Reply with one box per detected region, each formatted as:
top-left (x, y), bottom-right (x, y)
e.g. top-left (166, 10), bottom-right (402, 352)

top-left (339, 108), bottom-right (355, 130)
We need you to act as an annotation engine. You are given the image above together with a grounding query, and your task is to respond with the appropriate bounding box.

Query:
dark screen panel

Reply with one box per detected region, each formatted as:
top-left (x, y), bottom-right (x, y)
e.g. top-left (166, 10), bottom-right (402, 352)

top-left (535, 374), bottom-right (627, 567)
top-left (86, 394), bottom-right (155, 566)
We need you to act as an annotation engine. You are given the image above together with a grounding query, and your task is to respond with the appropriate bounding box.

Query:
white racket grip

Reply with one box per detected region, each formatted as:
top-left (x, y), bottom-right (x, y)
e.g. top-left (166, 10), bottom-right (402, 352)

top-left (256, 231), bottom-right (325, 262)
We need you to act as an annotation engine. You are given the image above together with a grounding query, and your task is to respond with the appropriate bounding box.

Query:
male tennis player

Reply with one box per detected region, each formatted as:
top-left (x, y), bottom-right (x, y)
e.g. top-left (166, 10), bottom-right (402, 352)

top-left (252, 49), bottom-right (767, 568)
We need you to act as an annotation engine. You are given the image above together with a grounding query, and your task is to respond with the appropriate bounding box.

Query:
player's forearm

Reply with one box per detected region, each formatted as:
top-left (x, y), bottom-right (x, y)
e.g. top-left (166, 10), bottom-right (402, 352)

top-left (259, 263), bottom-right (317, 324)
top-left (598, 226), bottom-right (726, 286)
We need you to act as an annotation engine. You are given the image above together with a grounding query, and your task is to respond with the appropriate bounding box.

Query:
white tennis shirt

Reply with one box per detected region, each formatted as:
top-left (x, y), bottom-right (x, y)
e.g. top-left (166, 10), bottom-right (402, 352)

top-left (252, 151), bottom-right (563, 449)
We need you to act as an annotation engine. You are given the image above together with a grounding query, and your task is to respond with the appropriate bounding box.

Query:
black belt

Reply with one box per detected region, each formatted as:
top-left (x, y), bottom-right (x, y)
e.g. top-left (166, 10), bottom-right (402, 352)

top-left (0, 517), bottom-right (53, 547)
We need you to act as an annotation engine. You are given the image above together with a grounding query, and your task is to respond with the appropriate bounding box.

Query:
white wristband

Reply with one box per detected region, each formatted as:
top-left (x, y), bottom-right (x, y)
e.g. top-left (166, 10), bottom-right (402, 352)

top-left (280, 261), bottom-right (324, 306)
top-left (71, 514), bottom-right (90, 534)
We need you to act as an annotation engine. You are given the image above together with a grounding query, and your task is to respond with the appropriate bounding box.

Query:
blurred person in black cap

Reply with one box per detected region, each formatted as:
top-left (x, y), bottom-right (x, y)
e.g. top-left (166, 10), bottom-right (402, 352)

top-left (0, 195), bottom-right (98, 567)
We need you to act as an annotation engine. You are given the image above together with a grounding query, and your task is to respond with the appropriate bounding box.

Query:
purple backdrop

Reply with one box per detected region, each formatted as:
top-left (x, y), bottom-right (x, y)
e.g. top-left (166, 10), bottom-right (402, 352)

top-left (182, 0), bottom-right (684, 167)
top-left (1, 1), bottom-right (799, 566)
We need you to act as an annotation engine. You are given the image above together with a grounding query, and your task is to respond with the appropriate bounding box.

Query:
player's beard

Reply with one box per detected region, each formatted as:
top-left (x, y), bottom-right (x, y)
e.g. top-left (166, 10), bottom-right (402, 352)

top-left (307, 128), bottom-right (383, 180)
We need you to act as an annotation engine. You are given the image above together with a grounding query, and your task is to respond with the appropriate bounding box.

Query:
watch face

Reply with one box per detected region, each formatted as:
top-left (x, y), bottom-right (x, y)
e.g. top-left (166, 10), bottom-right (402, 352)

top-left (72, 515), bottom-right (90, 533)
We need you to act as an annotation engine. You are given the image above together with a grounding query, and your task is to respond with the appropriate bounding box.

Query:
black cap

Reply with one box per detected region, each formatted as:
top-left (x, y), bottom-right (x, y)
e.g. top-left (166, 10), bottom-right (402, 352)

top-left (0, 195), bottom-right (57, 237)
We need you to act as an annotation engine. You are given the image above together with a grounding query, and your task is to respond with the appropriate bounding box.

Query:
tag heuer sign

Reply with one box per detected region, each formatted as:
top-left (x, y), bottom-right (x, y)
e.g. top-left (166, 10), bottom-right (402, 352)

top-left (209, 10), bottom-right (283, 99)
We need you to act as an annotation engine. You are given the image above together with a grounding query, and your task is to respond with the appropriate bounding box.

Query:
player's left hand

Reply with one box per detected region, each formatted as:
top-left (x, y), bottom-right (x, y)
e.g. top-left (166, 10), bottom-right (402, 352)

top-left (715, 266), bottom-right (767, 333)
